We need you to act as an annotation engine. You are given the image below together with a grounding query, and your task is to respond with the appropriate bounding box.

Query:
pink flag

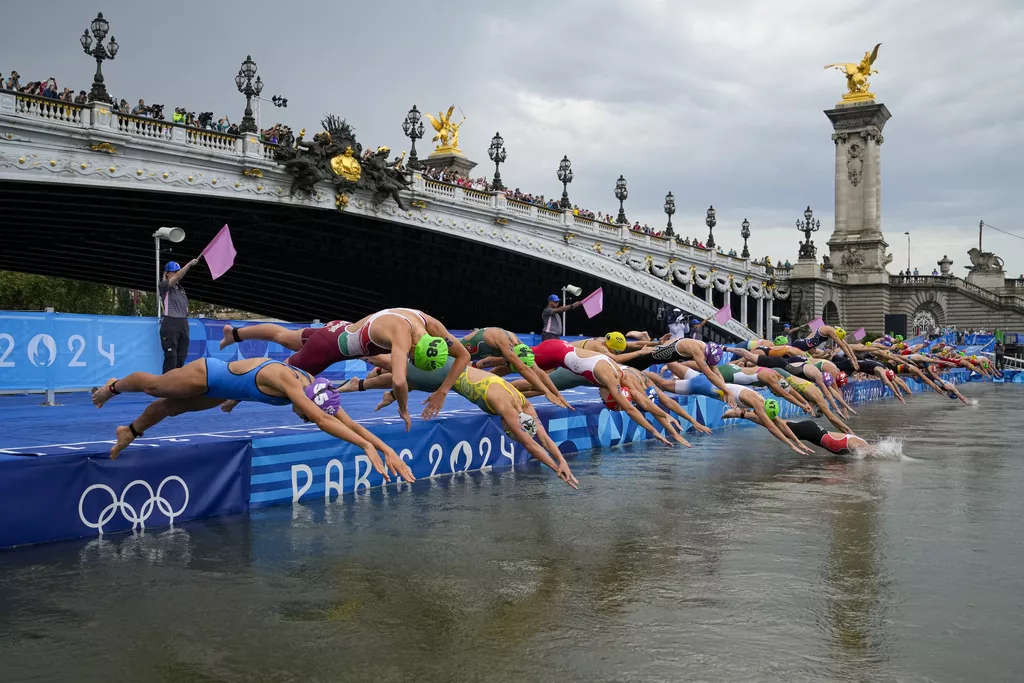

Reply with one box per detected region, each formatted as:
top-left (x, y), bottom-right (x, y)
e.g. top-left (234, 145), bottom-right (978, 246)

top-left (713, 304), bottom-right (732, 325)
top-left (581, 287), bottom-right (604, 318)
top-left (808, 317), bottom-right (825, 334)
top-left (853, 327), bottom-right (866, 341)
top-left (201, 224), bottom-right (236, 280)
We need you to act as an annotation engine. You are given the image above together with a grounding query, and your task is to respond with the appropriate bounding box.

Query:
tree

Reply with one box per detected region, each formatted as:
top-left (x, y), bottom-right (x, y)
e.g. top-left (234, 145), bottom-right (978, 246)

top-left (0, 271), bottom-right (116, 313)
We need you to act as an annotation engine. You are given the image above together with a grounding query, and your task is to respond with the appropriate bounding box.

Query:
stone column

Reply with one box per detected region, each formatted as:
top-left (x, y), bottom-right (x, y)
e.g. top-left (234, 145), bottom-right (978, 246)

top-left (766, 298), bottom-right (774, 340)
top-left (740, 292), bottom-right (749, 327)
top-left (824, 101), bottom-right (892, 284)
top-left (756, 297), bottom-right (765, 339)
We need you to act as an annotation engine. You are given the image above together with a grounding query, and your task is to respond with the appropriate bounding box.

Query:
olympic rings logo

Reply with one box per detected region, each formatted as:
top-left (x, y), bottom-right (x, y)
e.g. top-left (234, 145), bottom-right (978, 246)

top-left (78, 477), bottom-right (189, 534)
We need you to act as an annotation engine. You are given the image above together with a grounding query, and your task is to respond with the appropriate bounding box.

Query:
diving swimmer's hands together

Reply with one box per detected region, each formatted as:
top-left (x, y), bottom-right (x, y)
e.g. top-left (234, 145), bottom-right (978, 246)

top-left (422, 390), bottom-right (446, 419)
top-left (384, 446), bottom-right (415, 483)
top-left (557, 462), bottom-right (579, 490)
top-left (361, 444), bottom-right (388, 480)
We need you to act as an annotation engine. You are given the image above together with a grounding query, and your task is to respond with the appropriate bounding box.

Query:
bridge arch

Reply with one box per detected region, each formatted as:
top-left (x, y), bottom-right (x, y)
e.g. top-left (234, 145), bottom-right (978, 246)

top-left (822, 300), bottom-right (841, 326)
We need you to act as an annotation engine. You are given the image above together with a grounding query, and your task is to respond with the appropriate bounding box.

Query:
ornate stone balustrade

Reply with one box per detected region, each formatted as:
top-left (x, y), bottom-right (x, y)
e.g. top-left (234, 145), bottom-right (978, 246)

top-left (889, 274), bottom-right (1024, 313)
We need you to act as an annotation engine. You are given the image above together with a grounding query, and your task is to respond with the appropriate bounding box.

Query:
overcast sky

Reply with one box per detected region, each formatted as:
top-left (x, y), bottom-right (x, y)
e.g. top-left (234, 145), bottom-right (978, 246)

top-left (7, 0), bottom-right (1024, 276)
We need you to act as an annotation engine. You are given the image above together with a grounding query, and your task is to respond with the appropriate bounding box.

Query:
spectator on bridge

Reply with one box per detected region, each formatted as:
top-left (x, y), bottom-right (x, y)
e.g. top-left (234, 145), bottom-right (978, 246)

top-left (159, 258), bottom-right (200, 373)
top-left (5, 71), bottom-right (20, 90)
top-left (913, 267), bottom-right (920, 277)
top-left (74, 90), bottom-right (87, 105)
top-left (132, 98), bottom-right (148, 117)
top-left (541, 294), bottom-right (582, 341)
top-left (932, 268), bottom-right (939, 276)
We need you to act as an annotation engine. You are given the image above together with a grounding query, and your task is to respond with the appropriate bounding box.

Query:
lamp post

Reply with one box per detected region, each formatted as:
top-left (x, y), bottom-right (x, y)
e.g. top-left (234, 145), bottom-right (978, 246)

top-left (905, 231), bottom-right (911, 272)
top-left (614, 175), bottom-right (628, 224)
top-left (235, 55), bottom-right (262, 134)
top-left (796, 205), bottom-right (820, 260)
top-left (705, 205), bottom-right (717, 249)
top-left (740, 218), bottom-right (751, 259)
top-left (152, 227), bottom-right (186, 318)
top-left (557, 155), bottom-right (574, 209)
top-left (402, 105), bottom-right (425, 170)
top-left (664, 192), bottom-right (676, 237)
top-left (487, 132), bottom-right (507, 190)
top-left (80, 13), bottom-right (119, 104)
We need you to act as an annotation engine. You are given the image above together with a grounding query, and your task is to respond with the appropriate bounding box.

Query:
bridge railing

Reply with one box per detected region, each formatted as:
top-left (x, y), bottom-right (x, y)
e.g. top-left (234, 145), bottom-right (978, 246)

top-left (889, 274), bottom-right (1024, 313)
top-left (2, 90), bottom-right (249, 158)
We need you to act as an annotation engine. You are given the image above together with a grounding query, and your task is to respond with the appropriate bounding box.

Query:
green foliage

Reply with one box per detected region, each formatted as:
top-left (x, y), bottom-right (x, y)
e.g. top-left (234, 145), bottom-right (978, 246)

top-left (0, 271), bottom-right (117, 313)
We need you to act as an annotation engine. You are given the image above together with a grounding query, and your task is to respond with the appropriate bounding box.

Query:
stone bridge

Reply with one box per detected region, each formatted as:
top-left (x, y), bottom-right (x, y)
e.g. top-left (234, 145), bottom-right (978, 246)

top-left (0, 91), bottom-right (786, 339)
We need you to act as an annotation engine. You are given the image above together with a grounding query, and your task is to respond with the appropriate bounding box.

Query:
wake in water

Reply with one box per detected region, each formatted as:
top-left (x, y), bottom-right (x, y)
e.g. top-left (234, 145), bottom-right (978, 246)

top-left (852, 435), bottom-right (905, 460)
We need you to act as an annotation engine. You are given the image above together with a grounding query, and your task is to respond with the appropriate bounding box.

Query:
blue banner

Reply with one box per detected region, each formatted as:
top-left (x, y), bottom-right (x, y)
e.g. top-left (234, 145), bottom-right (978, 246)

top-left (0, 312), bottom-right (164, 392)
top-left (0, 440), bottom-right (250, 548)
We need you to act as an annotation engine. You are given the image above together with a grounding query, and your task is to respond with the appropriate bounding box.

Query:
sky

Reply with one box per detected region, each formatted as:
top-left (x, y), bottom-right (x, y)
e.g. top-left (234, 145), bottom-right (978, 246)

top-left (6, 0), bottom-right (1024, 276)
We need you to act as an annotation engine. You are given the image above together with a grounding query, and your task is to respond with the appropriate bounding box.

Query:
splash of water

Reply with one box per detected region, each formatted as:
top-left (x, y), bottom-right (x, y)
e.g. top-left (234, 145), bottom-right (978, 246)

top-left (855, 435), bottom-right (905, 460)
top-left (970, 398), bottom-right (980, 407)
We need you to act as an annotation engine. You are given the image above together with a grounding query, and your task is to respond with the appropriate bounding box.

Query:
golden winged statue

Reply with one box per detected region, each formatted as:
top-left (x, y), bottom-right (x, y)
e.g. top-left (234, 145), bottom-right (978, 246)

top-left (825, 43), bottom-right (881, 104)
top-left (423, 105), bottom-right (467, 155)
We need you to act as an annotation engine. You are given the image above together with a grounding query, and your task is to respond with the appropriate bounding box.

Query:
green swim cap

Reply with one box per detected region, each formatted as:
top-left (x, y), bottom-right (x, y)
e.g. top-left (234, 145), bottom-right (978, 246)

top-left (895, 334), bottom-right (904, 342)
top-left (513, 343), bottom-right (535, 367)
top-left (774, 335), bottom-right (788, 345)
top-left (764, 398), bottom-right (780, 420)
top-left (413, 334), bottom-right (448, 371)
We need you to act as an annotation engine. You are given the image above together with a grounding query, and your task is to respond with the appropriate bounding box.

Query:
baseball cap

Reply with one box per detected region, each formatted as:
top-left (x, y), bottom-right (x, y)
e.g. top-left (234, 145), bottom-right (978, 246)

top-left (164, 261), bottom-right (181, 272)
top-left (548, 294), bottom-right (560, 302)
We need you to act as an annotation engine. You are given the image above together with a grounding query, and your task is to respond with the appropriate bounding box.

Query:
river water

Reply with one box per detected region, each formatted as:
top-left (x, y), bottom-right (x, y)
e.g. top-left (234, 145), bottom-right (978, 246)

top-left (1, 384), bottom-right (1022, 682)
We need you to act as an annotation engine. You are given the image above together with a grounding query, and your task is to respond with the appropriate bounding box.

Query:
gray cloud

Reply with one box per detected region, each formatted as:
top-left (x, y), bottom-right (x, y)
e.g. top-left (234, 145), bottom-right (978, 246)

top-left (6, 0), bottom-right (1023, 276)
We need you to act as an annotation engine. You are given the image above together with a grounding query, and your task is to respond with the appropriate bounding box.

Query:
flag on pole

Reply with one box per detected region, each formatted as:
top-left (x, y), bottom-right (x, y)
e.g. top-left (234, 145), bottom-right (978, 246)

top-left (853, 327), bottom-right (866, 341)
top-left (581, 287), bottom-right (604, 318)
top-left (201, 224), bottom-right (236, 280)
top-left (808, 317), bottom-right (825, 334)
top-left (713, 304), bottom-right (732, 325)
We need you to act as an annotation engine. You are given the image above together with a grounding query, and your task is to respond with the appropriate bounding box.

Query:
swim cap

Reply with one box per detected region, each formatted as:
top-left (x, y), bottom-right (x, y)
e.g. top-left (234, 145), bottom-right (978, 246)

top-left (303, 378), bottom-right (342, 416)
top-left (764, 399), bottom-right (780, 420)
top-left (835, 327), bottom-right (847, 340)
top-left (413, 335), bottom-right (448, 371)
top-left (822, 371), bottom-right (834, 387)
top-left (774, 335), bottom-right (788, 345)
top-left (778, 379), bottom-right (790, 390)
top-left (505, 411), bottom-right (538, 437)
top-left (513, 343), bottom-right (535, 367)
top-left (645, 385), bottom-right (658, 403)
top-left (895, 335), bottom-right (904, 342)
top-left (884, 369), bottom-right (895, 382)
top-left (602, 384), bottom-right (632, 411)
top-left (836, 371), bottom-right (849, 387)
top-left (605, 332), bottom-right (627, 352)
top-left (948, 390), bottom-right (959, 400)
top-left (747, 339), bottom-right (760, 351)
top-left (705, 342), bottom-right (723, 366)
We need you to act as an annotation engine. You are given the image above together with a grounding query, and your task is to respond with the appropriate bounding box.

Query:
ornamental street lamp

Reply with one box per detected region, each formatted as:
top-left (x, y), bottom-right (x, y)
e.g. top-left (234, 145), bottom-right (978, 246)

top-left (614, 175), bottom-right (628, 224)
top-left (796, 205), bottom-right (820, 260)
top-left (740, 218), bottom-right (751, 259)
top-left (664, 192), bottom-right (676, 237)
top-left (705, 205), bottom-right (717, 248)
top-left (557, 155), bottom-right (574, 209)
top-left (402, 105), bottom-right (425, 169)
top-left (80, 12), bottom-right (119, 104)
top-left (235, 55), bottom-right (262, 134)
top-left (487, 132), bottom-right (507, 190)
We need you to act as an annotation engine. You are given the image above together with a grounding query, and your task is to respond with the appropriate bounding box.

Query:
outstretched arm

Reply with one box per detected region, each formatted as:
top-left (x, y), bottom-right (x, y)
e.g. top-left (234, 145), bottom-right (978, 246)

top-left (650, 386), bottom-right (712, 435)
top-left (422, 322), bottom-right (471, 420)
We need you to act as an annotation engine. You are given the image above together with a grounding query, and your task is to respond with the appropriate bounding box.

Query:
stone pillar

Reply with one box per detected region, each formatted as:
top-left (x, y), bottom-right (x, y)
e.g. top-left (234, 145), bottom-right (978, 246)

top-left (756, 298), bottom-right (765, 339)
top-left (766, 298), bottom-right (774, 340)
top-left (824, 101), bottom-right (892, 284)
top-left (705, 283), bottom-right (713, 304)
top-left (740, 292), bottom-right (749, 327)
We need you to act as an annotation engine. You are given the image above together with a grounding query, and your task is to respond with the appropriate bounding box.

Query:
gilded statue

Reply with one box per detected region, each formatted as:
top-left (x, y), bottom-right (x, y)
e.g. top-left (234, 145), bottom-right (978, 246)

top-left (825, 43), bottom-right (881, 104)
top-left (424, 105), bottom-right (467, 155)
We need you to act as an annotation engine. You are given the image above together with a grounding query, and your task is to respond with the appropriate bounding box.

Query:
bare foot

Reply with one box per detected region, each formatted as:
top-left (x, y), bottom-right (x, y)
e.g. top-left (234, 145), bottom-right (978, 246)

top-left (220, 399), bottom-right (240, 413)
top-left (339, 377), bottom-right (361, 393)
top-left (375, 391), bottom-right (396, 412)
top-left (110, 425), bottom-right (135, 460)
top-left (219, 325), bottom-right (236, 350)
top-left (91, 378), bottom-right (118, 408)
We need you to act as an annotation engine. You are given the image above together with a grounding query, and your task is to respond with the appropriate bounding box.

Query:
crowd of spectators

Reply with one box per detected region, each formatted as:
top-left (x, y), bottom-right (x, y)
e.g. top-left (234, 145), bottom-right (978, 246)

top-left (5, 70), bottom-right (87, 104)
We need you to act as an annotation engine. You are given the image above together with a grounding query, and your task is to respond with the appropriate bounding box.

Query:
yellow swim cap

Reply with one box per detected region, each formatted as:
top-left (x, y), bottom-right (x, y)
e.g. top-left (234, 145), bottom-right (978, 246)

top-left (835, 326), bottom-right (847, 340)
top-left (605, 331), bottom-right (627, 352)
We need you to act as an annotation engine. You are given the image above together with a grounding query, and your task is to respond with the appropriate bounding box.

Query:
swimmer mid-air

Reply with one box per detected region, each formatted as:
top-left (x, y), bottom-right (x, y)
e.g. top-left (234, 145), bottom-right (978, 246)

top-left (220, 308), bottom-right (469, 428)
top-left (342, 356), bottom-right (579, 488)
top-left (90, 357), bottom-right (413, 482)
top-left (723, 407), bottom-right (870, 456)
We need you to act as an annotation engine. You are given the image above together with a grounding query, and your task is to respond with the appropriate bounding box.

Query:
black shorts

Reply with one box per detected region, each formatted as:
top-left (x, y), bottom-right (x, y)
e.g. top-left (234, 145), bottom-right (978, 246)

top-left (787, 420), bottom-right (828, 446)
top-left (755, 355), bottom-right (788, 369)
top-left (619, 353), bottom-right (654, 371)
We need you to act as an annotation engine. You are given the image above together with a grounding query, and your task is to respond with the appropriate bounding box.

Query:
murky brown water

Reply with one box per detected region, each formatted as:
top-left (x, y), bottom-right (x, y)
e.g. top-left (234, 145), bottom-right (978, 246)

top-left (1, 385), bottom-right (1022, 682)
